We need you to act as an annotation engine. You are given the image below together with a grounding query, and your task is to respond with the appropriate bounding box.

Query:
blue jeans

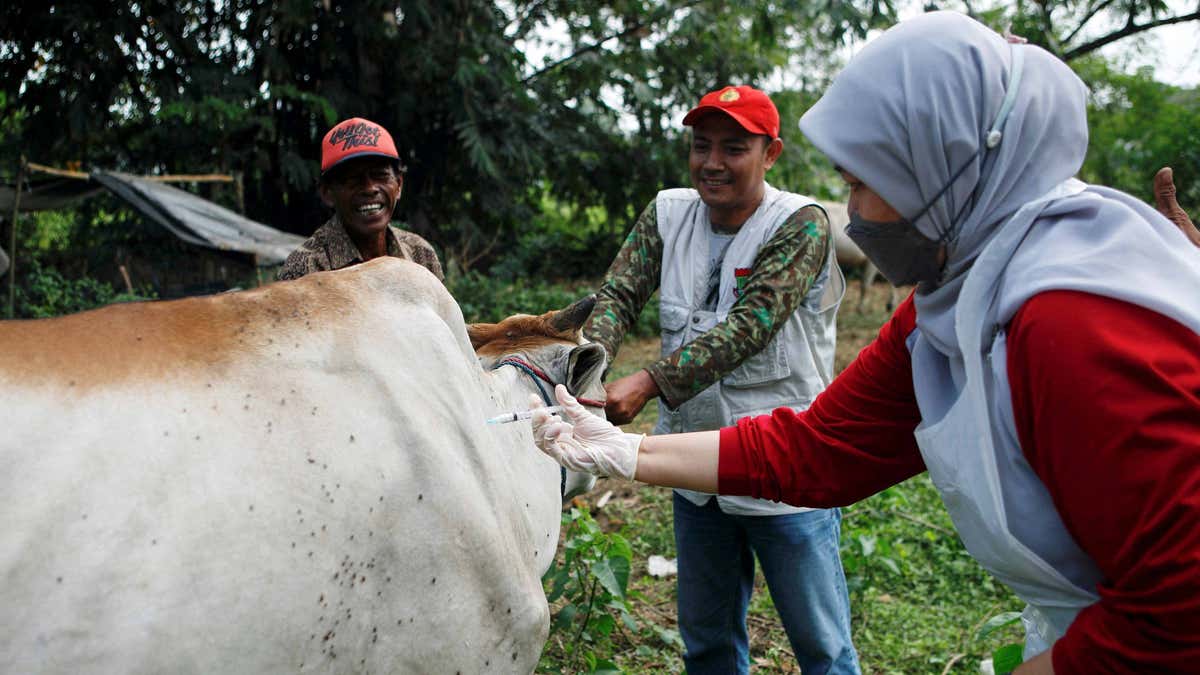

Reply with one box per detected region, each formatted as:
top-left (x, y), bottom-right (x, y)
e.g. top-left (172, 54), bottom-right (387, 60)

top-left (673, 492), bottom-right (860, 675)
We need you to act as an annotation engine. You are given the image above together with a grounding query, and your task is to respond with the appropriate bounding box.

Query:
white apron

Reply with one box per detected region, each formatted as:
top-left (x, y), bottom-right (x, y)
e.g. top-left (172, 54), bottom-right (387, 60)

top-left (911, 181), bottom-right (1101, 658)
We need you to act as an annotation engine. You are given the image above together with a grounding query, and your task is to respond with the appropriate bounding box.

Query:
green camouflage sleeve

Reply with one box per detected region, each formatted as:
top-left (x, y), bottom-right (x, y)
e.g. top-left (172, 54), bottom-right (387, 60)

top-left (646, 204), bottom-right (831, 408)
top-left (582, 202), bottom-right (663, 363)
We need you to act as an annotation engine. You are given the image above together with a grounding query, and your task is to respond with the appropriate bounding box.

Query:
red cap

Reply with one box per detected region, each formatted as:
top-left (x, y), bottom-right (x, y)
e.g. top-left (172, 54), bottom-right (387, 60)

top-left (682, 86), bottom-right (780, 139)
top-left (320, 117), bottom-right (400, 174)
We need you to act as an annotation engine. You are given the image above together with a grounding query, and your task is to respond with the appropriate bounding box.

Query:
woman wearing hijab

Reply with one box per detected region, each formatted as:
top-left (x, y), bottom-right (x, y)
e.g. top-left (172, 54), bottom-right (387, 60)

top-left (532, 11), bottom-right (1200, 673)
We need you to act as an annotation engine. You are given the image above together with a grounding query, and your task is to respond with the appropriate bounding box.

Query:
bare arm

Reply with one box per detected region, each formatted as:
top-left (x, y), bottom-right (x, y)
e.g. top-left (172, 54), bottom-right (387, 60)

top-left (633, 431), bottom-right (720, 492)
top-left (534, 298), bottom-right (925, 507)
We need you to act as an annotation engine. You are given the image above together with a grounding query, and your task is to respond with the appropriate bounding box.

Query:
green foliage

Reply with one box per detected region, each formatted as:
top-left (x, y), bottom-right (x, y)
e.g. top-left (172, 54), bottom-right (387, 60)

top-left (447, 272), bottom-right (596, 324)
top-left (966, 0), bottom-right (1194, 62)
top-left (1, 0), bottom-right (896, 276)
top-left (15, 259), bottom-right (154, 318)
top-left (768, 88), bottom-right (846, 200)
top-left (486, 189), bottom-right (626, 281)
top-left (5, 197), bottom-right (249, 316)
top-left (1074, 56), bottom-right (1200, 211)
top-left (976, 611), bottom-right (1022, 640)
top-left (447, 272), bottom-right (660, 338)
top-left (540, 507), bottom-right (639, 674)
top-left (978, 612), bottom-right (1024, 674)
top-left (991, 643), bottom-right (1024, 674)
top-left (834, 477), bottom-right (1022, 672)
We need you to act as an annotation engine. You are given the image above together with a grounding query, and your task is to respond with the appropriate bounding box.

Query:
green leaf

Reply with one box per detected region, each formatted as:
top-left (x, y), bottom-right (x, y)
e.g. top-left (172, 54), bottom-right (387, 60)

top-left (589, 658), bottom-right (622, 674)
top-left (992, 643), bottom-right (1024, 674)
top-left (592, 613), bottom-right (616, 637)
top-left (546, 567), bottom-right (571, 602)
top-left (590, 559), bottom-right (624, 599)
top-left (541, 559), bottom-right (558, 583)
top-left (553, 603), bottom-right (578, 631)
top-left (607, 533), bottom-right (633, 561)
top-left (606, 554), bottom-right (632, 596)
top-left (976, 611), bottom-right (1023, 641)
top-left (655, 626), bottom-right (684, 649)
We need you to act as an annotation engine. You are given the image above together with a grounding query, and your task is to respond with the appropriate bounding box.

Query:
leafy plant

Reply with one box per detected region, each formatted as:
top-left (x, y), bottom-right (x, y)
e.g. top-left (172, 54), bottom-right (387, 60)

top-left (15, 259), bottom-right (154, 318)
top-left (977, 611), bottom-right (1024, 675)
top-left (447, 272), bottom-right (660, 339)
top-left (540, 507), bottom-right (638, 674)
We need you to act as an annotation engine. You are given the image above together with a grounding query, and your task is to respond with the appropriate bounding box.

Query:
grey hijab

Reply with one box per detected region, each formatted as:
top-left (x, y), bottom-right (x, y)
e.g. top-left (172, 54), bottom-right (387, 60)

top-left (799, 11), bottom-right (1090, 356)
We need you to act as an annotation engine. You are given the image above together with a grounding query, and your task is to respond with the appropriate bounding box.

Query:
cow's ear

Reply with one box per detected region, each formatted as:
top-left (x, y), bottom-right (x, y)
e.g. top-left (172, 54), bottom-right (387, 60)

top-left (466, 323), bottom-right (496, 351)
top-left (548, 295), bottom-right (597, 334)
top-left (566, 342), bottom-right (607, 394)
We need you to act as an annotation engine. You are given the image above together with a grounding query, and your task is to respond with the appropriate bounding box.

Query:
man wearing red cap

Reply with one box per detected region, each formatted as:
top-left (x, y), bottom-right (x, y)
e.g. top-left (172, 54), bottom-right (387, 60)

top-left (277, 117), bottom-right (443, 282)
top-left (583, 86), bottom-right (859, 673)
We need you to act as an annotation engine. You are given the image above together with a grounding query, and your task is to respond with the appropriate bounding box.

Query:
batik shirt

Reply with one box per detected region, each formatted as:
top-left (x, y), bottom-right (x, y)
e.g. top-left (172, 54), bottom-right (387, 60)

top-left (276, 216), bottom-right (443, 282)
top-left (584, 201), bottom-right (830, 408)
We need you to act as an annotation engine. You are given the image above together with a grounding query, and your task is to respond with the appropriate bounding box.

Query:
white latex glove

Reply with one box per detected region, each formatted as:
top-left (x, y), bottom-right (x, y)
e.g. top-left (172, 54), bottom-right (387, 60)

top-left (530, 384), bottom-right (643, 481)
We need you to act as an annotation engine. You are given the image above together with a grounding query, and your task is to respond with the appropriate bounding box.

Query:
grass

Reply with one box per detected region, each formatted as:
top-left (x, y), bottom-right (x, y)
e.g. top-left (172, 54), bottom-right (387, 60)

top-left (539, 279), bottom-right (1025, 674)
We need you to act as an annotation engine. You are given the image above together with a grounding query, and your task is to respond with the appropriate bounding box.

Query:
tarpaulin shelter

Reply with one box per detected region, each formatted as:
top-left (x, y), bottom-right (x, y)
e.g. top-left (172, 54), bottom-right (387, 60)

top-left (2, 161), bottom-right (305, 316)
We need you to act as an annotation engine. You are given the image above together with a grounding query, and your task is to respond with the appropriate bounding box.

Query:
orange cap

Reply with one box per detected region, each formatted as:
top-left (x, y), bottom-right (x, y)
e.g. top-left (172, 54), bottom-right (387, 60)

top-left (320, 118), bottom-right (399, 174)
top-left (682, 86), bottom-right (780, 139)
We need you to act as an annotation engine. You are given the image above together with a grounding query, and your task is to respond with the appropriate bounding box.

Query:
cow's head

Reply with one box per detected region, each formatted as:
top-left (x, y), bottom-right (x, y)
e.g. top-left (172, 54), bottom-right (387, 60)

top-left (467, 296), bottom-right (606, 499)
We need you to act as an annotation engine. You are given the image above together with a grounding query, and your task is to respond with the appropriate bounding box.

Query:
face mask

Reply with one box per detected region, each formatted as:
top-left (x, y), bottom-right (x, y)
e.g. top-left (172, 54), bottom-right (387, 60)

top-left (845, 213), bottom-right (944, 286)
top-left (845, 43), bottom-right (1027, 289)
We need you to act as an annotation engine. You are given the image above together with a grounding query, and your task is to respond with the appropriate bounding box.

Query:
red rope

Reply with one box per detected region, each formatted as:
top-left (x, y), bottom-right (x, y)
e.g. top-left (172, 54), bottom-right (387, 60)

top-left (495, 357), bottom-right (607, 409)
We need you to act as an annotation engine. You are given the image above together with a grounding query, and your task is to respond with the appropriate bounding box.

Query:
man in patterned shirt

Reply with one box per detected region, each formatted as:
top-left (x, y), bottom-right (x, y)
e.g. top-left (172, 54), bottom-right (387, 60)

top-left (583, 86), bottom-right (859, 674)
top-left (277, 117), bottom-right (443, 282)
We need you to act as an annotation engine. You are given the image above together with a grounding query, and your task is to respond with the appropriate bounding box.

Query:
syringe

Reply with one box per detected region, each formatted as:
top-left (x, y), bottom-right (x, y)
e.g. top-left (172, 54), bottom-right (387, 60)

top-left (486, 405), bottom-right (564, 425)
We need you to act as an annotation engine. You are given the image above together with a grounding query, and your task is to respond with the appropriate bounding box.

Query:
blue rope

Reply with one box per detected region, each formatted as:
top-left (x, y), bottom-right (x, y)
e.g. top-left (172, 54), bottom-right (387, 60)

top-left (493, 358), bottom-right (565, 495)
top-left (495, 358), bottom-right (554, 406)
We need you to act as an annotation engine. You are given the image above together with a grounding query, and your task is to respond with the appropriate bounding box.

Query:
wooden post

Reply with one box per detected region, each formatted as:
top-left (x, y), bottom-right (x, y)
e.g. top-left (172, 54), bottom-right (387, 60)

top-left (118, 265), bottom-right (134, 295)
top-left (234, 170), bottom-right (245, 215)
top-left (7, 156), bottom-right (25, 319)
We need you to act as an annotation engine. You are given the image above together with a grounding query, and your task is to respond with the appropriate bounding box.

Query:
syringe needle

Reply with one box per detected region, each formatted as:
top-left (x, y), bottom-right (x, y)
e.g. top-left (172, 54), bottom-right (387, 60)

top-left (486, 405), bottom-right (565, 425)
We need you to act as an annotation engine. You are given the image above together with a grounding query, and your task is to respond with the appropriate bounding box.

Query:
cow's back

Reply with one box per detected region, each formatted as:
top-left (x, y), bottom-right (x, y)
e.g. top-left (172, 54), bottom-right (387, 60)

top-left (0, 258), bottom-right (557, 674)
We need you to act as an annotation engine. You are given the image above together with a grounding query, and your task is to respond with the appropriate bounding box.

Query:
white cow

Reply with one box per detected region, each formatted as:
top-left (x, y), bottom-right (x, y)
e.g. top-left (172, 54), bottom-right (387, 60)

top-left (818, 199), bottom-right (900, 312)
top-left (0, 257), bottom-right (603, 674)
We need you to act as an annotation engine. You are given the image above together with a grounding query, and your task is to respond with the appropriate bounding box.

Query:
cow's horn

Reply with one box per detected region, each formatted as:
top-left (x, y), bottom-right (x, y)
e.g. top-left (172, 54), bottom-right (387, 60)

top-left (549, 295), bottom-right (597, 332)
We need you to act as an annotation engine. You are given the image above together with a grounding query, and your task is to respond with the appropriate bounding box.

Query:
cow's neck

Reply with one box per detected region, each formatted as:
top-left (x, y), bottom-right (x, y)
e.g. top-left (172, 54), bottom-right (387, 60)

top-left (485, 359), bottom-right (550, 413)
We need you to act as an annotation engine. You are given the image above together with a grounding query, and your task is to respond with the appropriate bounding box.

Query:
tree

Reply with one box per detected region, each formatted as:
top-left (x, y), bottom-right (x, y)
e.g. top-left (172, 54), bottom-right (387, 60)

top-left (1, 1), bottom-right (893, 275)
top-left (1074, 56), bottom-right (1200, 211)
top-left (936, 0), bottom-right (1200, 62)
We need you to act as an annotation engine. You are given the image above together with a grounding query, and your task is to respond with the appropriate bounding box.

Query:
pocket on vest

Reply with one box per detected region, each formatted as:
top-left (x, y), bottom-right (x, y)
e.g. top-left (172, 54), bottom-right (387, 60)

top-left (722, 338), bottom-right (790, 387)
top-left (659, 304), bottom-right (689, 355)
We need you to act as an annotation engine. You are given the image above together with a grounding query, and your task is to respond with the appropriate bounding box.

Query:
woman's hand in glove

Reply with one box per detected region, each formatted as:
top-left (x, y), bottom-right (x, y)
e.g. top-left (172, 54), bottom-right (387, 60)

top-left (530, 384), bottom-right (643, 481)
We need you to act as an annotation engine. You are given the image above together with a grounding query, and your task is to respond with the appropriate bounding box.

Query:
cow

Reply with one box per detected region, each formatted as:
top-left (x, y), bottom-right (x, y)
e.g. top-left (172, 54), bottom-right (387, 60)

top-left (0, 257), bottom-right (604, 674)
top-left (818, 199), bottom-right (900, 313)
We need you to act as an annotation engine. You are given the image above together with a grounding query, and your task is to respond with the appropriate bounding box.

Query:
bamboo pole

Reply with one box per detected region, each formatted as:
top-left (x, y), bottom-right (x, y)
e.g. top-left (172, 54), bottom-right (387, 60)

top-left (7, 157), bottom-right (25, 319)
top-left (23, 161), bottom-right (87, 179)
top-left (23, 162), bottom-right (234, 184)
top-left (118, 265), bottom-right (134, 294)
top-left (139, 173), bottom-right (235, 183)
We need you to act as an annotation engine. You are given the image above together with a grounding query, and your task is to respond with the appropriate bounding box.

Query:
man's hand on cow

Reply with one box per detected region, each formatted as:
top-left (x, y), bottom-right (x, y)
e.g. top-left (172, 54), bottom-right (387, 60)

top-left (1154, 167), bottom-right (1200, 248)
top-left (530, 385), bottom-right (643, 480)
top-left (602, 369), bottom-right (660, 425)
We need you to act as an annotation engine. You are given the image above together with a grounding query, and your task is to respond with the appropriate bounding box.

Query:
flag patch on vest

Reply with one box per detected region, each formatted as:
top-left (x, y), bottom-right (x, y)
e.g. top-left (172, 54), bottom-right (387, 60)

top-left (734, 268), bottom-right (751, 297)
